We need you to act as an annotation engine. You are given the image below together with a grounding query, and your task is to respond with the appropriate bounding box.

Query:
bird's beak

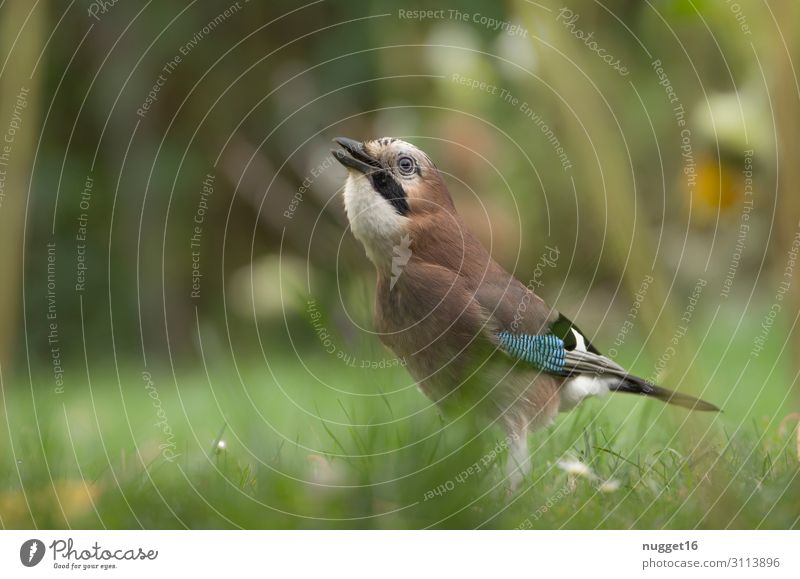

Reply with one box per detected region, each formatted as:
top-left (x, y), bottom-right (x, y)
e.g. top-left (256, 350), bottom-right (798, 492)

top-left (332, 137), bottom-right (381, 175)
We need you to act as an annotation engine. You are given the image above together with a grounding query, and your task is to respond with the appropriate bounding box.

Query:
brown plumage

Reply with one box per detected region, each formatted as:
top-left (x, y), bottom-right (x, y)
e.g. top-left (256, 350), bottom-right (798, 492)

top-left (332, 136), bottom-right (718, 488)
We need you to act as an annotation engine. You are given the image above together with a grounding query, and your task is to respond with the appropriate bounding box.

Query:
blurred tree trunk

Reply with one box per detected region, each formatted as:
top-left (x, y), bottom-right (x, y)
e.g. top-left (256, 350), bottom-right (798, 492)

top-left (769, 0), bottom-right (800, 408)
top-left (0, 1), bottom-right (44, 378)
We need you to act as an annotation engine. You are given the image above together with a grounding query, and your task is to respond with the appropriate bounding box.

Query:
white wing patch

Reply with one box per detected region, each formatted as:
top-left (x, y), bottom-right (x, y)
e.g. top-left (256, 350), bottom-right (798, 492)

top-left (571, 328), bottom-right (587, 351)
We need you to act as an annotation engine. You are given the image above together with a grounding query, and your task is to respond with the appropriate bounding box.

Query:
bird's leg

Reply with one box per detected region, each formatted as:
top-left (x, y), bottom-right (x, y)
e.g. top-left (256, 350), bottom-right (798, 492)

top-left (506, 430), bottom-right (530, 492)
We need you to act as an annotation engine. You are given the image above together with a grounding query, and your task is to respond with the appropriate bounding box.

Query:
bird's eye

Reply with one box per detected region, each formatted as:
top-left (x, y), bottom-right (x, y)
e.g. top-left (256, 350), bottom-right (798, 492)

top-left (397, 155), bottom-right (415, 175)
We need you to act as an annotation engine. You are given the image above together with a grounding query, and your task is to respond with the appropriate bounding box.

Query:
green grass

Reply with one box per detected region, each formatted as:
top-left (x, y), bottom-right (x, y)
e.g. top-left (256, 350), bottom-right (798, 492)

top-left (1, 306), bottom-right (799, 529)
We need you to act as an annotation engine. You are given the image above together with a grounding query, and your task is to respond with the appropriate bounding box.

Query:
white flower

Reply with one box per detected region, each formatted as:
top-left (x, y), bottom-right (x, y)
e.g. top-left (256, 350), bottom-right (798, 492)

top-left (598, 479), bottom-right (621, 493)
top-left (556, 457), bottom-right (593, 478)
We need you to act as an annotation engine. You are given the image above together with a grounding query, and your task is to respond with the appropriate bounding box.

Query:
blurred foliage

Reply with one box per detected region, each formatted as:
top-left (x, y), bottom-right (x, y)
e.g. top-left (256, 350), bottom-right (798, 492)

top-left (0, 0), bottom-right (791, 372)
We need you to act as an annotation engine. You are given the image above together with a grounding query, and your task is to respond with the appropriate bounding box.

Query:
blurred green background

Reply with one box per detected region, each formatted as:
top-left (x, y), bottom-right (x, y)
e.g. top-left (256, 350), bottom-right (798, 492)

top-left (0, 0), bottom-right (799, 528)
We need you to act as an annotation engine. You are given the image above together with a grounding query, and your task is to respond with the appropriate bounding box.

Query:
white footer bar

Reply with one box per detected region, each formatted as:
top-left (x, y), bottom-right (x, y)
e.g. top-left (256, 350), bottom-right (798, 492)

top-left (1, 530), bottom-right (797, 578)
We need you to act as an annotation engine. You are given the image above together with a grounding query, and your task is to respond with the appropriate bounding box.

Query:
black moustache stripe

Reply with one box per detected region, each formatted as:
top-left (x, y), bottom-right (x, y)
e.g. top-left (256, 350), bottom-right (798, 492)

top-left (370, 170), bottom-right (409, 216)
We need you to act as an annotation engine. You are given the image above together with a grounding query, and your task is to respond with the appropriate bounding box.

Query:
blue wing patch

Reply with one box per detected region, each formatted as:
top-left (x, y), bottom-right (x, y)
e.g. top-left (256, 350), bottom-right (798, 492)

top-left (496, 331), bottom-right (567, 374)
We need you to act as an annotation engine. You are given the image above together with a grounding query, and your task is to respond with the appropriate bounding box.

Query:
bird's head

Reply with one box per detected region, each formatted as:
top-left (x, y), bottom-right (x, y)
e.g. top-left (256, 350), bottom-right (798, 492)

top-left (332, 137), bottom-right (453, 268)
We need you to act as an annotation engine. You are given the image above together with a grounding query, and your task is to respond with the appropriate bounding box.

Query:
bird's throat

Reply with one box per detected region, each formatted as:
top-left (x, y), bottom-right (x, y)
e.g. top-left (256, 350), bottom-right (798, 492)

top-left (343, 173), bottom-right (409, 270)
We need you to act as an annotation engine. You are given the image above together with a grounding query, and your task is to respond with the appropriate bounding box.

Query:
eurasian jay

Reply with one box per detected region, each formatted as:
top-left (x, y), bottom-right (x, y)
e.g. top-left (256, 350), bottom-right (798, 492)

top-left (332, 136), bottom-right (717, 487)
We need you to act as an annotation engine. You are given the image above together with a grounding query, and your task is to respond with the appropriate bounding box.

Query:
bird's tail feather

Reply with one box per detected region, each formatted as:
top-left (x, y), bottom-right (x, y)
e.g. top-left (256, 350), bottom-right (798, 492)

top-left (610, 375), bottom-right (719, 412)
